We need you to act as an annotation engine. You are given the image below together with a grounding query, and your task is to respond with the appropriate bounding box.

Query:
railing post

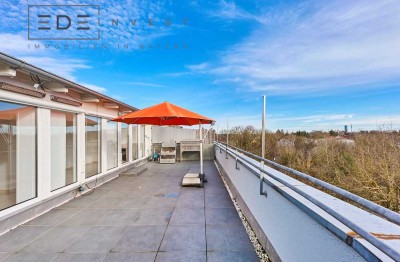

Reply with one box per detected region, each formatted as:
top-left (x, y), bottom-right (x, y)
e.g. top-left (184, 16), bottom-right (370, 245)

top-left (226, 119), bottom-right (229, 159)
top-left (260, 95), bottom-right (267, 197)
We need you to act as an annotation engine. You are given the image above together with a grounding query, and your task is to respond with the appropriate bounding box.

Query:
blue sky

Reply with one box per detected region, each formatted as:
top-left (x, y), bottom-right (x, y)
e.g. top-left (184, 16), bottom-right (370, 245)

top-left (1, 0), bottom-right (400, 131)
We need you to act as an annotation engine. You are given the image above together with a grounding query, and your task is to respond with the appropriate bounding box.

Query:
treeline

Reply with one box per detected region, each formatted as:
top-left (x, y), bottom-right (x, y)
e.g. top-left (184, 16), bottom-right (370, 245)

top-left (218, 126), bottom-right (400, 212)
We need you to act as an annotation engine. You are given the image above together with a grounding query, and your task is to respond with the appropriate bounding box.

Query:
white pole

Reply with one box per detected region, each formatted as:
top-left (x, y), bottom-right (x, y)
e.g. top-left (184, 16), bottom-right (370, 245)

top-left (226, 119), bottom-right (229, 159)
top-left (199, 122), bottom-right (203, 174)
top-left (260, 95), bottom-right (266, 194)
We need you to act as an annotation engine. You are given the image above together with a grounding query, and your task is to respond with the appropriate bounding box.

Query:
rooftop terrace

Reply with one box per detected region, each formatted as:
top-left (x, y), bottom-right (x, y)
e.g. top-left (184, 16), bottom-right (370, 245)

top-left (0, 161), bottom-right (258, 262)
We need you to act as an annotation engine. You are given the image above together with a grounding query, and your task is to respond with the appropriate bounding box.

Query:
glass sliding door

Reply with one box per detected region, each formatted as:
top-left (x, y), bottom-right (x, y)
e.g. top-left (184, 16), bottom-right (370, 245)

top-left (107, 121), bottom-right (118, 170)
top-left (0, 101), bottom-right (36, 210)
top-left (85, 116), bottom-right (101, 178)
top-left (131, 125), bottom-right (138, 160)
top-left (121, 123), bottom-right (129, 163)
top-left (51, 110), bottom-right (77, 191)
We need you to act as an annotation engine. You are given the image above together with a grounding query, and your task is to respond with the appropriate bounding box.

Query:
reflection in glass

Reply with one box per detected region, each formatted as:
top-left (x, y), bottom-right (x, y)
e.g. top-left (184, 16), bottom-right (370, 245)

top-left (139, 125), bottom-right (145, 158)
top-left (131, 125), bottom-right (138, 160)
top-left (107, 121), bottom-right (118, 169)
top-left (121, 123), bottom-right (129, 163)
top-left (51, 110), bottom-right (77, 191)
top-left (85, 116), bottom-right (101, 178)
top-left (0, 101), bottom-right (36, 210)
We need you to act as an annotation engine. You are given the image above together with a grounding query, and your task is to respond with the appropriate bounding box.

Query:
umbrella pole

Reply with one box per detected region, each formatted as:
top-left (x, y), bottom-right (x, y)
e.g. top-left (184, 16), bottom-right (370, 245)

top-left (199, 123), bottom-right (204, 175)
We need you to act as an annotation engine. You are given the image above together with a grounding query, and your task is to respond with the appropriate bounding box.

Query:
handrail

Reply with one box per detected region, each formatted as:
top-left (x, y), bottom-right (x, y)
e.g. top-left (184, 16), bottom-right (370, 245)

top-left (217, 142), bottom-right (400, 226)
top-left (215, 142), bottom-right (400, 262)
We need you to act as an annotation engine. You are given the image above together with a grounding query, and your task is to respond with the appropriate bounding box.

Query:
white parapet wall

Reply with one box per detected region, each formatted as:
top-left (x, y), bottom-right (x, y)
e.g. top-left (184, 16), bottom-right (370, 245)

top-left (214, 143), bottom-right (400, 262)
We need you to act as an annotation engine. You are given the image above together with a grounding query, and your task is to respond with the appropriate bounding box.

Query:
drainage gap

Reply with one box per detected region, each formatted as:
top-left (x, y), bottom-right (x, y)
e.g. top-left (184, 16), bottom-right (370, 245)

top-left (215, 162), bottom-right (270, 262)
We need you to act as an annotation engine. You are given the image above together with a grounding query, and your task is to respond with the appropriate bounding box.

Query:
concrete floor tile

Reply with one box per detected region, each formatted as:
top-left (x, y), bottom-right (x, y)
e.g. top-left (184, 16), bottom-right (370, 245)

top-left (133, 208), bottom-right (173, 225)
top-left (207, 251), bottom-right (259, 262)
top-left (65, 226), bottom-right (126, 252)
top-left (3, 253), bottom-right (57, 262)
top-left (52, 253), bottom-right (107, 262)
top-left (115, 197), bottom-right (151, 209)
top-left (179, 188), bottom-right (204, 197)
top-left (61, 209), bottom-right (109, 226)
top-left (96, 209), bottom-right (141, 226)
top-left (86, 197), bottom-right (123, 209)
top-left (25, 209), bottom-right (78, 226)
top-left (156, 251), bottom-right (206, 262)
top-left (169, 208), bottom-right (205, 225)
top-left (159, 225), bottom-right (206, 252)
top-left (103, 252), bottom-right (156, 262)
top-left (0, 253), bottom-right (11, 261)
top-left (129, 187), bottom-right (160, 197)
top-left (103, 189), bottom-right (132, 197)
top-left (205, 208), bottom-right (242, 226)
top-left (0, 226), bottom-right (52, 252)
top-left (20, 226), bottom-right (91, 252)
top-left (60, 195), bottom-right (99, 209)
top-left (206, 225), bottom-right (254, 252)
top-left (145, 197), bottom-right (177, 209)
top-left (205, 187), bottom-right (230, 198)
top-left (175, 197), bottom-right (204, 209)
top-left (205, 195), bottom-right (234, 209)
top-left (112, 225), bottom-right (165, 252)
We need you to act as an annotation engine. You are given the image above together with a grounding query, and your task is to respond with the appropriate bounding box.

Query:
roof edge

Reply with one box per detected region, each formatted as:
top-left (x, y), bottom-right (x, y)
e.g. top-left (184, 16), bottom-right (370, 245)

top-left (0, 52), bottom-right (138, 111)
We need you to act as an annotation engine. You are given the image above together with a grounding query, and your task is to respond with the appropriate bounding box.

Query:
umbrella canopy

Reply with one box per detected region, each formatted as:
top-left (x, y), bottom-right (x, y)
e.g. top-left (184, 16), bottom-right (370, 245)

top-left (113, 101), bottom-right (214, 177)
top-left (113, 101), bottom-right (214, 126)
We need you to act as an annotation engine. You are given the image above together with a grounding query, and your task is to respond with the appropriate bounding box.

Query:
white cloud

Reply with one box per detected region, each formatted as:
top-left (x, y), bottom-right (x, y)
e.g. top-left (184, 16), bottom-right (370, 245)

top-left (20, 55), bottom-right (91, 82)
top-left (160, 72), bottom-right (191, 77)
top-left (210, 0), bottom-right (400, 95)
top-left (208, 0), bottom-right (267, 24)
top-left (0, 33), bottom-right (42, 54)
top-left (161, 62), bottom-right (210, 78)
top-left (186, 62), bottom-right (210, 71)
top-left (0, 33), bottom-right (107, 94)
top-left (121, 81), bottom-right (165, 88)
top-left (80, 83), bottom-right (107, 94)
top-left (0, 0), bottom-right (179, 50)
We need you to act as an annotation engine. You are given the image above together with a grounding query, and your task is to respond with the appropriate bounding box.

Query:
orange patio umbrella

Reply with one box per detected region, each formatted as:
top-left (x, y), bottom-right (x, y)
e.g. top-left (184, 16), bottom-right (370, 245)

top-left (113, 101), bottom-right (214, 126)
top-left (113, 101), bottom-right (215, 177)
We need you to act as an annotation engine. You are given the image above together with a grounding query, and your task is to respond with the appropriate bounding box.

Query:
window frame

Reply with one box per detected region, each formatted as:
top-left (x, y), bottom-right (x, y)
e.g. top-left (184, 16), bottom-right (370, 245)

top-left (84, 114), bottom-right (102, 178)
top-left (50, 109), bottom-right (78, 192)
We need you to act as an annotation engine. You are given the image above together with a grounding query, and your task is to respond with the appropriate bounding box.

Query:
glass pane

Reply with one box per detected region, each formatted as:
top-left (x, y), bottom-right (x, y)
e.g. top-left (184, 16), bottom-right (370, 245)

top-left (121, 123), bottom-right (129, 163)
top-left (85, 116), bottom-right (101, 178)
top-left (131, 125), bottom-right (138, 160)
top-left (140, 125), bottom-right (145, 158)
top-left (51, 110), bottom-right (77, 191)
top-left (107, 121), bottom-right (118, 169)
top-left (0, 101), bottom-right (37, 210)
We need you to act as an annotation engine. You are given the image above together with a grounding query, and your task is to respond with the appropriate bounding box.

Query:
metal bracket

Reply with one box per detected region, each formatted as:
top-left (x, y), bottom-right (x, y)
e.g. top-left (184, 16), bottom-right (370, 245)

top-left (235, 157), bottom-right (240, 170)
top-left (260, 173), bottom-right (268, 197)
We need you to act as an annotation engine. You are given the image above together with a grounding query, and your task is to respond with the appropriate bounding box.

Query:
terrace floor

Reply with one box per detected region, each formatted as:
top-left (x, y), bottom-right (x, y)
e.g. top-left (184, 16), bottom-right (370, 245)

top-left (0, 161), bottom-right (258, 262)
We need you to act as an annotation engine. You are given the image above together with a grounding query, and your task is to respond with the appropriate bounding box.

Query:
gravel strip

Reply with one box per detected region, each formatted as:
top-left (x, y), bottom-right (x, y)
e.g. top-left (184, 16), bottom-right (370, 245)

top-left (215, 163), bottom-right (270, 262)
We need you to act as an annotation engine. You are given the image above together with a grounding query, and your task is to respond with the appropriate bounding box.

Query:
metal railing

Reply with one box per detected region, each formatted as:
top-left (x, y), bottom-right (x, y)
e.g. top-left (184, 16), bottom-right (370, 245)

top-left (215, 142), bottom-right (400, 262)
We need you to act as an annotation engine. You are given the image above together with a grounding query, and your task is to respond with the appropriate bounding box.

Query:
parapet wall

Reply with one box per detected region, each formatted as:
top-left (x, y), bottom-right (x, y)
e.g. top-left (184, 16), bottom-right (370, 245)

top-left (214, 143), bottom-right (399, 262)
